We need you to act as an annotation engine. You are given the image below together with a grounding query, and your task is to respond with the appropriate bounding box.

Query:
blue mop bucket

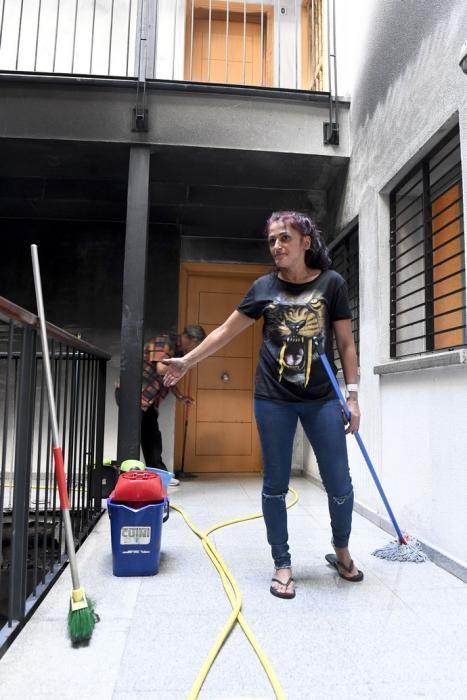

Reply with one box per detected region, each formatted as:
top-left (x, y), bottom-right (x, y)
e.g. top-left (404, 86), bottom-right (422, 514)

top-left (146, 467), bottom-right (173, 521)
top-left (107, 497), bottom-right (167, 576)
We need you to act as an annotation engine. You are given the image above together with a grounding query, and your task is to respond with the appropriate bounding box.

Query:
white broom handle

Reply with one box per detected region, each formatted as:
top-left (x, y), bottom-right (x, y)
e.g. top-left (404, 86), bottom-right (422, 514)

top-left (31, 244), bottom-right (81, 591)
top-left (31, 244), bottom-right (61, 450)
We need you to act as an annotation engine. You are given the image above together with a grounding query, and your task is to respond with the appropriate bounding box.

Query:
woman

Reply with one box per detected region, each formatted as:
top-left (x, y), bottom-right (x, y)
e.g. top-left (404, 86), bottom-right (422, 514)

top-left (163, 211), bottom-right (362, 598)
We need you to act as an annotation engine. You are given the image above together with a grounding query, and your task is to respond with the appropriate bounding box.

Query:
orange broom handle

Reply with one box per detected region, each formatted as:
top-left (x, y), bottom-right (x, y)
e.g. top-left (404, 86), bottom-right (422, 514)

top-left (53, 447), bottom-right (70, 510)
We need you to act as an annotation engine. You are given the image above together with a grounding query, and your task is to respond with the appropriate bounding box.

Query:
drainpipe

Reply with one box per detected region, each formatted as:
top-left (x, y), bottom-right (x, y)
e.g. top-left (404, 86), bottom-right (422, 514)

top-left (323, 0), bottom-right (339, 145)
top-left (133, 0), bottom-right (151, 131)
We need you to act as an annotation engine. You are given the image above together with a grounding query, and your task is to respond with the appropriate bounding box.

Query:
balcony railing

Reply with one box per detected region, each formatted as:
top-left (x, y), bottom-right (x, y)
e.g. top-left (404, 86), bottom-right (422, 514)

top-left (0, 0), bottom-right (327, 92)
top-left (0, 297), bottom-right (109, 657)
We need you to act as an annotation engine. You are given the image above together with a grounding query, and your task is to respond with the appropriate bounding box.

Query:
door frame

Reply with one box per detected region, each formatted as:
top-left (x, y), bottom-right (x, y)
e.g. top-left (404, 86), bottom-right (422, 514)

top-left (173, 261), bottom-right (272, 471)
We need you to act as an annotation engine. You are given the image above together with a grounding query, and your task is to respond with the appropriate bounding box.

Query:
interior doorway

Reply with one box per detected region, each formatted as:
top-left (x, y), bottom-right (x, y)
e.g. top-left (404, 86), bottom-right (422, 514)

top-left (174, 262), bottom-right (271, 473)
top-left (184, 1), bottom-right (273, 86)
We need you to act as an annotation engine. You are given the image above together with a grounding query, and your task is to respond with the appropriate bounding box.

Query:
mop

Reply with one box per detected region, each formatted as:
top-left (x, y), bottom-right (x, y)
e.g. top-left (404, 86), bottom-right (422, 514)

top-left (313, 337), bottom-right (427, 563)
top-left (31, 244), bottom-right (98, 642)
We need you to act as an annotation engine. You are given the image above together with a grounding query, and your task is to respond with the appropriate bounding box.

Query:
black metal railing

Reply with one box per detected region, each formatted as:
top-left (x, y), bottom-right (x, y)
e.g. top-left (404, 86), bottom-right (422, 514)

top-left (390, 127), bottom-right (465, 358)
top-left (330, 223), bottom-right (359, 367)
top-left (0, 297), bottom-right (109, 657)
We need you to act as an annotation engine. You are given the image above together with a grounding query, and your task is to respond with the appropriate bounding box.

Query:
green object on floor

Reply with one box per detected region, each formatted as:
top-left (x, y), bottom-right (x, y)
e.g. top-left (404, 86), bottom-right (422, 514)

top-left (68, 596), bottom-right (98, 644)
top-left (120, 459), bottom-right (145, 472)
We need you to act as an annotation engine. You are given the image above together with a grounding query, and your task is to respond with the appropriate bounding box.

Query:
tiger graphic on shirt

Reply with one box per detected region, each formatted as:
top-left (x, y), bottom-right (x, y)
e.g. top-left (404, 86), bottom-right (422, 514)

top-left (265, 295), bottom-right (325, 387)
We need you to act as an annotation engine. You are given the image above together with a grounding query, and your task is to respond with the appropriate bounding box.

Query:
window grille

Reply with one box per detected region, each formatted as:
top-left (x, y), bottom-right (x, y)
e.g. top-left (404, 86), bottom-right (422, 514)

top-left (330, 224), bottom-right (359, 366)
top-left (389, 128), bottom-right (465, 358)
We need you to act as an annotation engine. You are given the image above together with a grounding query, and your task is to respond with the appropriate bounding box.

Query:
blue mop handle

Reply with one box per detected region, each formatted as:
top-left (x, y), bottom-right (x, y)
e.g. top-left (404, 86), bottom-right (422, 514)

top-left (317, 347), bottom-right (407, 545)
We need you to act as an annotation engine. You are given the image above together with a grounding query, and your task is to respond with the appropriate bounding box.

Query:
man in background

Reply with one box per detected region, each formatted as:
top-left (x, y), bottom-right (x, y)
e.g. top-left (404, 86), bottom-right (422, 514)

top-left (140, 325), bottom-right (206, 485)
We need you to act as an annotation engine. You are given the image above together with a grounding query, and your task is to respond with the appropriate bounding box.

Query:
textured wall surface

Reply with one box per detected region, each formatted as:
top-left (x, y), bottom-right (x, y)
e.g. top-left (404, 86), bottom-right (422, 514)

top-left (303, 0), bottom-right (467, 568)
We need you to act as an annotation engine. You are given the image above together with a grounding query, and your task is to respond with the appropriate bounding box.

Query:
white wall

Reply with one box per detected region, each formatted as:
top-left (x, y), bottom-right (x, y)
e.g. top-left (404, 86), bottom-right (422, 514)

top-left (333, 0), bottom-right (373, 99)
top-left (303, 0), bottom-right (467, 569)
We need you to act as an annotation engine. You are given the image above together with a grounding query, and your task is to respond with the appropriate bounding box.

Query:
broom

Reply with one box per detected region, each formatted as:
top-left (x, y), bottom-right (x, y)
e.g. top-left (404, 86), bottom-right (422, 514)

top-left (313, 336), bottom-right (427, 562)
top-left (175, 371), bottom-right (197, 480)
top-left (31, 244), bottom-right (98, 642)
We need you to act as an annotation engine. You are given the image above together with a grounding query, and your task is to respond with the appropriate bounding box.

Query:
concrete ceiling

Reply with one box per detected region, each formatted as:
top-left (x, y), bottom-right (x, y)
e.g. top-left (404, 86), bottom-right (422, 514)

top-left (0, 138), bottom-right (348, 241)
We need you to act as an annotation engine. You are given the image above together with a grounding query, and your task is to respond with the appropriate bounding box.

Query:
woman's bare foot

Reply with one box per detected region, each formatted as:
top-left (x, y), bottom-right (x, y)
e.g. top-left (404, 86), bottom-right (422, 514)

top-left (333, 547), bottom-right (359, 577)
top-left (331, 545), bottom-right (363, 581)
top-left (270, 567), bottom-right (295, 599)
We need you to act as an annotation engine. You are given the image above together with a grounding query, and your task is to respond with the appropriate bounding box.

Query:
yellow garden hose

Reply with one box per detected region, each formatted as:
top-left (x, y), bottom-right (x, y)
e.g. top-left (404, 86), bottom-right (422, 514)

top-left (170, 486), bottom-right (299, 700)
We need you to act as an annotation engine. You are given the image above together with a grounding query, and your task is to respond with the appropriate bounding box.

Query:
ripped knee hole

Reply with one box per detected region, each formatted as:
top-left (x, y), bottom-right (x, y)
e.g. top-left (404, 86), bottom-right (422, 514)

top-left (331, 488), bottom-right (353, 506)
top-left (262, 491), bottom-right (288, 502)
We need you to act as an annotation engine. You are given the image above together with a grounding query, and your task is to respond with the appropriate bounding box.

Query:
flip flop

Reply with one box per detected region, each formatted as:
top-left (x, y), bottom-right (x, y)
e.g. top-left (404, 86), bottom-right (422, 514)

top-left (325, 553), bottom-right (364, 582)
top-left (270, 574), bottom-right (296, 599)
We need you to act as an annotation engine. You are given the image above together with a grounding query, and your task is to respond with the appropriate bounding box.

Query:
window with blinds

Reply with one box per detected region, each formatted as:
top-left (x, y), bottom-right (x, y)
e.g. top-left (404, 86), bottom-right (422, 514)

top-left (389, 128), bottom-right (465, 358)
top-left (330, 224), bottom-right (359, 366)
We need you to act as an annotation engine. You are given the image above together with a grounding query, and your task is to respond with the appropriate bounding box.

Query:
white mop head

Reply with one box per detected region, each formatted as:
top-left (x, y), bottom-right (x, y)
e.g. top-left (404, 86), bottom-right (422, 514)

top-left (372, 535), bottom-right (428, 562)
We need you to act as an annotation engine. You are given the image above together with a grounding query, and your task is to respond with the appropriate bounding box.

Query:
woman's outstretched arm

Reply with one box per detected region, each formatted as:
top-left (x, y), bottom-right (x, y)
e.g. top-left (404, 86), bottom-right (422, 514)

top-left (163, 310), bottom-right (255, 386)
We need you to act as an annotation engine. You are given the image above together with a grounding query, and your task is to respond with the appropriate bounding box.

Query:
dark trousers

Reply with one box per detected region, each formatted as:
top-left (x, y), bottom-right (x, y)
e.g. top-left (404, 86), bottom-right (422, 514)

top-left (254, 397), bottom-right (353, 569)
top-left (140, 404), bottom-right (168, 471)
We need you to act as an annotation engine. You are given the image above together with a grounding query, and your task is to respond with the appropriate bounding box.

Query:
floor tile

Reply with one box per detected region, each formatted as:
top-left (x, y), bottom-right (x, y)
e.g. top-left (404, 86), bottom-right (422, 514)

top-left (1, 475), bottom-right (466, 700)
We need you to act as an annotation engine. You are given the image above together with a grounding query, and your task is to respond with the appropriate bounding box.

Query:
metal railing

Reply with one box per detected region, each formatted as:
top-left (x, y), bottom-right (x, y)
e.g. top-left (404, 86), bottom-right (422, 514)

top-left (390, 128), bottom-right (465, 358)
top-left (0, 0), bottom-right (138, 77)
top-left (0, 296), bottom-right (109, 657)
top-left (0, 0), bottom-right (327, 92)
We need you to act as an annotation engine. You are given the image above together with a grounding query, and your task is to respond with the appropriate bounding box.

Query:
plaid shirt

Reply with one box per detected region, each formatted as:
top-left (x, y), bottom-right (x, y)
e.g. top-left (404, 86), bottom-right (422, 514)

top-left (141, 334), bottom-right (182, 411)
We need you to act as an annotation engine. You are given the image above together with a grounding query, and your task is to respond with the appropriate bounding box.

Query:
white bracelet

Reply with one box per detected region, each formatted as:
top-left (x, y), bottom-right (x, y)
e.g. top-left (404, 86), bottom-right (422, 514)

top-left (346, 383), bottom-right (358, 394)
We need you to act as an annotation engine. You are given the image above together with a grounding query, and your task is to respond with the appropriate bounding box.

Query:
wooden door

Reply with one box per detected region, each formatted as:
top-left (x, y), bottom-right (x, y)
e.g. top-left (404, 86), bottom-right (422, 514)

top-left (185, 3), bottom-right (273, 87)
top-left (174, 263), bottom-right (271, 473)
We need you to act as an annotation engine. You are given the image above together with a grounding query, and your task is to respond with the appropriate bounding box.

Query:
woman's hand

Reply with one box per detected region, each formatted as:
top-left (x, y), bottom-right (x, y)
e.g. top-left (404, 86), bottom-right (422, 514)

top-left (162, 357), bottom-right (189, 386)
top-left (155, 361), bottom-right (169, 376)
top-left (162, 311), bottom-right (254, 388)
top-left (345, 396), bottom-right (361, 434)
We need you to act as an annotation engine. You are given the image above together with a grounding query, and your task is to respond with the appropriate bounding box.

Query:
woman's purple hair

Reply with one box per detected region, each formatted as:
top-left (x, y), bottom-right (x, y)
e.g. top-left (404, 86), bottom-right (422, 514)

top-left (265, 211), bottom-right (331, 270)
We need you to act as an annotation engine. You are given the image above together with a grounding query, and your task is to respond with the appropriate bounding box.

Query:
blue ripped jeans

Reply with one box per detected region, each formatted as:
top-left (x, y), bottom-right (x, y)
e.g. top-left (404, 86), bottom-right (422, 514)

top-left (254, 397), bottom-right (354, 569)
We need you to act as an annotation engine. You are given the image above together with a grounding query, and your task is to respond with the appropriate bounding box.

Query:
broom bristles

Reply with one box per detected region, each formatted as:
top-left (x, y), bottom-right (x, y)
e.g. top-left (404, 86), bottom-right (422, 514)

top-left (68, 596), bottom-right (97, 643)
top-left (372, 535), bottom-right (428, 563)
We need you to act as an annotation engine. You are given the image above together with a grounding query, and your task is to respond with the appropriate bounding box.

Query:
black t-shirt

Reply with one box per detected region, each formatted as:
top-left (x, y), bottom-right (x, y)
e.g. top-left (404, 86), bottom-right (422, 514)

top-left (237, 270), bottom-right (352, 401)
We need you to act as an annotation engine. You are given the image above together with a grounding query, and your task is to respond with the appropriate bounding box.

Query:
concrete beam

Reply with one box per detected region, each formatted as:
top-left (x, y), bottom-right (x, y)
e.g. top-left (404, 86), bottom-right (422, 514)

top-left (0, 75), bottom-right (350, 158)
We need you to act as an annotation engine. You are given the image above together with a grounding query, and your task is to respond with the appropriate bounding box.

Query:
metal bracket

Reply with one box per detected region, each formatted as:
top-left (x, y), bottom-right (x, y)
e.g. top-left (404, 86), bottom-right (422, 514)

top-left (133, 0), bottom-right (149, 132)
top-left (133, 104), bottom-right (149, 132)
top-left (324, 0), bottom-right (339, 147)
top-left (323, 122), bottom-right (339, 146)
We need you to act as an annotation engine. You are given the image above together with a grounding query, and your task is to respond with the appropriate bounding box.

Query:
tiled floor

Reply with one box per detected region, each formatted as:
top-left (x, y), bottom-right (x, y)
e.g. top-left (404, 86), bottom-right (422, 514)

top-left (1, 475), bottom-right (466, 699)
